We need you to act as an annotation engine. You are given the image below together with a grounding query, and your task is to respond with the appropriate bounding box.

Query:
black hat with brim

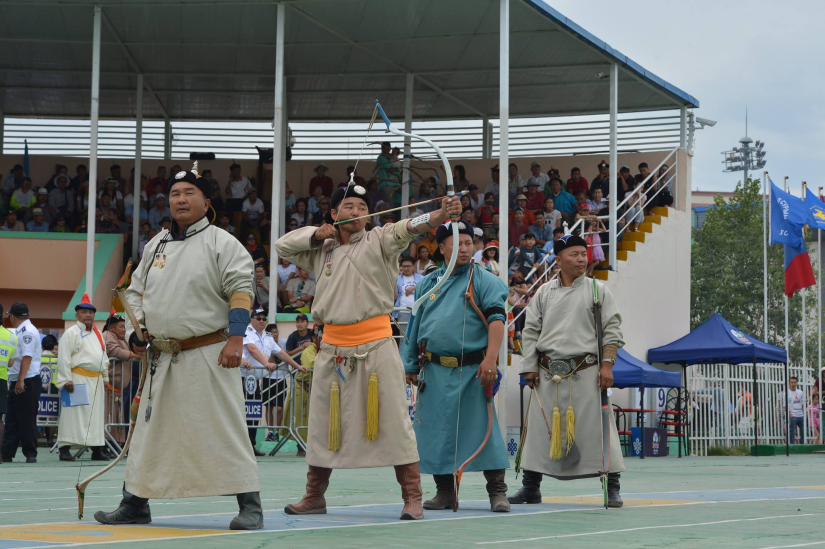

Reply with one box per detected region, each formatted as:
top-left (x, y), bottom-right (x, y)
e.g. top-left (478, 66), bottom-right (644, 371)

top-left (326, 184), bottom-right (372, 224)
top-left (553, 234), bottom-right (588, 256)
top-left (432, 221), bottom-right (476, 262)
top-left (169, 169), bottom-right (212, 199)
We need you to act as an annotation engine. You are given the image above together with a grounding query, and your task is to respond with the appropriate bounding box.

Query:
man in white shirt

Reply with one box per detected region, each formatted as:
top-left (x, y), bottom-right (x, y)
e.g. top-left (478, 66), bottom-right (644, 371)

top-left (242, 309), bottom-right (305, 455)
top-left (484, 165), bottom-right (501, 200)
top-left (393, 258), bottom-right (423, 330)
top-left (225, 163), bottom-right (252, 214)
top-left (242, 189), bottom-right (266, 233)
top-left (525, 162), bottom-right (550, 193)
top-left (1, 302), bottom-right (42, 463)
top-left (777, 377), bottom-right (806, 444)
top-left (472, 227), bottom-right (484, 263)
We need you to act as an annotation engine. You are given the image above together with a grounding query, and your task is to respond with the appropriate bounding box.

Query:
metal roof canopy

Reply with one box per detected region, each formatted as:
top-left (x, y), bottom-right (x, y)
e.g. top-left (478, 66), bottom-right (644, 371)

top-left (0, 0), bottom-right (698, 123)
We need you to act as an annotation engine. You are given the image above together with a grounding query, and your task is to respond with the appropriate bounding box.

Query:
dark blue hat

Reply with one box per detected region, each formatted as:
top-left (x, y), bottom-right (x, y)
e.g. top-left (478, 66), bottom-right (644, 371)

top-left (433, 221), bottom-right (475, 262)
top-left (553, 234), bottom-right (587, 255)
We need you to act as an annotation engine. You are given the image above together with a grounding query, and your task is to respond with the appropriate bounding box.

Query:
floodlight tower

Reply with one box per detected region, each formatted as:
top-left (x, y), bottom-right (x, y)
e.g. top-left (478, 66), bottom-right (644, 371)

top-left (721, 110), bottom-right (766, 182)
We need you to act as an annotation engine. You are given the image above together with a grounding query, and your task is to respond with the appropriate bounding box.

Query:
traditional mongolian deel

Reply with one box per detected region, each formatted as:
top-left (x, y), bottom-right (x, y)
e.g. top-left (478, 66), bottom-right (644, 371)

top-left (123, 215), bottom-right (259, 499)
top-left (401, 262), bottom-right (509, 475)
top-left (519, 274), bottom-right (626, 479)
top-left (55, 321), bottom-right (109, 448)
top-left (274, 222), bottom-right (419, 469)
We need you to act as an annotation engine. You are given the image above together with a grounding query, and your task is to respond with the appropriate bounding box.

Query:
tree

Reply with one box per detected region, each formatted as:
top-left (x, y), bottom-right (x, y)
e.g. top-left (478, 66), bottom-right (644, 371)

top-left (691, 178), bottom-right (819, 367)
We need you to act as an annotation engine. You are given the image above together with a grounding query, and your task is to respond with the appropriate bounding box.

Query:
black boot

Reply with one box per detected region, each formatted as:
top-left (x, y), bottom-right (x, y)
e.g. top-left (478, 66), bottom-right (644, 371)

top-left (91, 447), bottom-right (110, 461)
top-left (94, 485), bottom-right (151, 525)
top-left (483, 469), bottom-right (510, 512)
top-left (59, 447), bottom-right (76, 462)
top-left (507, 469), bottom-right (543, 504)
top-left (423, 474), bottom-right (454, 510)
top-left (230, 492), bottom-right (264, 530)
top-left (607, 472), bottom-right (623, 508)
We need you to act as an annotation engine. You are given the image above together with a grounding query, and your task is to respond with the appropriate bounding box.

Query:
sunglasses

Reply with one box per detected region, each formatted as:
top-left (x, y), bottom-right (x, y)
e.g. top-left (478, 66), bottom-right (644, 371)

top-left (247, 237), bottom-right (256, 241)
top-left (253, 316), bottom-right (267, 321)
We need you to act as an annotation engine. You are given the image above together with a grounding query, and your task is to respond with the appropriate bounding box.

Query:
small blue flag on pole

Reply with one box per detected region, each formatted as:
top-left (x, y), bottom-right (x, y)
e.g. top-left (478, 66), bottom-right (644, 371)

top-left (769, 178), bottom-right (808, 247)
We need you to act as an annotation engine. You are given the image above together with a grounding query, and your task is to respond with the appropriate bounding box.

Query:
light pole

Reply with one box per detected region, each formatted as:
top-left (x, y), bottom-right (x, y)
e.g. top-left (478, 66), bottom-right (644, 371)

top-left (721, 136), bottom-right (766, 182)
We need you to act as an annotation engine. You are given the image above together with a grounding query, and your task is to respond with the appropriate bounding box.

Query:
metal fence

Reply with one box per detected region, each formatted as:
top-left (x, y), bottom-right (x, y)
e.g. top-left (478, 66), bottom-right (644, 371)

top-left (687, 363), bottom-right (821, 456)
top-left (2, 110), bottom-right (682, 160)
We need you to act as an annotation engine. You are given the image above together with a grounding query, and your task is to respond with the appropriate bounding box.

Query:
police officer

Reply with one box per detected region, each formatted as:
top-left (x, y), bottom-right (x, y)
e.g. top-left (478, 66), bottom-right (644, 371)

top-left (40, 335), bottom-right (59, 449)
top-left (1, 302), bottom-right (43, 463)
top-left (0, 303), bottom-right (18, 464)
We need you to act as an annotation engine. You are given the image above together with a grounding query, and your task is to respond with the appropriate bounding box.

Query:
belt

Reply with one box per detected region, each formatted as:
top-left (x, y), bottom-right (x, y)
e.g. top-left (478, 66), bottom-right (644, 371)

top-left (149, 328), bottom-right (229, 356)
top-left (71, 366), bottom-right (102, 378)
top-left (424, 349), bottom-right (486, 368)
top-left (538, 353), bottom-right (599, 377)
top-left (323, 316), bottom-right (393, 347)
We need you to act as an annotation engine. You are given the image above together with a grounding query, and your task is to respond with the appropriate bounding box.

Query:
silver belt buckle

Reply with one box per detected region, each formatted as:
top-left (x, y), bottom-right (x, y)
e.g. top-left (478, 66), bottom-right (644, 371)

top-left (151, 338), bottom-right (181, 354)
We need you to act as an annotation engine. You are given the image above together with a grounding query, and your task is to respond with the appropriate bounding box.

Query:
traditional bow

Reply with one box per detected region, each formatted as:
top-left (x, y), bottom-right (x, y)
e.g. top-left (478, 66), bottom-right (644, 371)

top-left (453, 382), bottom-right (494, 511)
top-left (75, 260), bottom-right (149, 519)
top-left (373, 100), bottom-right (459, 315)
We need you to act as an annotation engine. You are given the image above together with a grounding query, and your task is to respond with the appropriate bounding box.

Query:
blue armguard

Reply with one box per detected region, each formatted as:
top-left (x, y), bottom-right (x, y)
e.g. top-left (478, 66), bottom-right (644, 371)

top-left (228, 308), bottom-right (251, 336)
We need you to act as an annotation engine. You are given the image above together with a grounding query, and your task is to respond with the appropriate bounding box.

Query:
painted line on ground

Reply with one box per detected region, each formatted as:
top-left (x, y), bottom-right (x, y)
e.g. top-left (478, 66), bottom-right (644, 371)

top-left (757, 542), bottom-right (825, 549)
top-left (475, 513), bottom-right (819, 544)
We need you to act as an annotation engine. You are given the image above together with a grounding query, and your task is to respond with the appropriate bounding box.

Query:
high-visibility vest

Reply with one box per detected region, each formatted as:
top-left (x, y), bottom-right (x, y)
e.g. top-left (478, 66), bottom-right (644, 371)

top-left (0, 326), bottom-right (17, 382)
top-left (41, 352), bottom-right (58, 386)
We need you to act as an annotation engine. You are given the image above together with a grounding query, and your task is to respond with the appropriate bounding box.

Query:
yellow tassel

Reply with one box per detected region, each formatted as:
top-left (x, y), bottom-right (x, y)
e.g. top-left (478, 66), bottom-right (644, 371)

top-left (366, 372), bottom-right (379, 441)
top-left (565, 405), bottom-right (576, 455)
top-left (328, 382), bottom-right (341, 451)
top-left (550, 406), bottom-right (562, 460)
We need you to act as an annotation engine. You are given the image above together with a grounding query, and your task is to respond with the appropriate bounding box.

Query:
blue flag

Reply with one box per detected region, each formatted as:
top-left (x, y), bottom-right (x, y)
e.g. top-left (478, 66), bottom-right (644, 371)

top-left (803, 189), bottom-right (825, 230)
top-left (770, 179), bottom-right (808, 246)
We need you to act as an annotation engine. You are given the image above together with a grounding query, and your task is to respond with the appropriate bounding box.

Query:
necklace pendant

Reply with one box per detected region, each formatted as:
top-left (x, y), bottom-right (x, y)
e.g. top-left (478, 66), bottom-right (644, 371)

top-left (325, 262), bottom-right (332, 276)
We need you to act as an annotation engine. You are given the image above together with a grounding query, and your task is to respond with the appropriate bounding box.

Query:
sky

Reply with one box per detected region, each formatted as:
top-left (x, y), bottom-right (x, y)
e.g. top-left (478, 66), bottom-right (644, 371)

top-left (546, 0), bottom-right (825, 196)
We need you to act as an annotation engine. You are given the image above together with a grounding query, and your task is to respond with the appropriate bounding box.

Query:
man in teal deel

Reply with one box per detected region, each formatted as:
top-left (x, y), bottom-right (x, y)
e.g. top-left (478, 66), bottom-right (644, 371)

top-left (401, 221), bottom-right (511, 513)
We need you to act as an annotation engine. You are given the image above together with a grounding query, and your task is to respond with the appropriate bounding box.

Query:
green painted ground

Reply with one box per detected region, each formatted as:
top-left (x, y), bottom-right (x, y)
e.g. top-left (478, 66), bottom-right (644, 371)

top-left (0, 448), bottom-right (823, 549)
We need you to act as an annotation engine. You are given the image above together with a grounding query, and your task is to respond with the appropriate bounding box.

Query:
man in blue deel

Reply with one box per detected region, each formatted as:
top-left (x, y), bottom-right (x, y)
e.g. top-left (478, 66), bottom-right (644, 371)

top-left (401, 221), bottom-right (510, 513)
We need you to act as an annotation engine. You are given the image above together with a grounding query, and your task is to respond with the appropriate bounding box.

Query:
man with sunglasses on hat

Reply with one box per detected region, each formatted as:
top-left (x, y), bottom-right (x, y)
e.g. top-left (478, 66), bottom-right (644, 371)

top-left (274, 182), bottom-right (461, 521)
top-left (95, 162), bottom-right (264, 531)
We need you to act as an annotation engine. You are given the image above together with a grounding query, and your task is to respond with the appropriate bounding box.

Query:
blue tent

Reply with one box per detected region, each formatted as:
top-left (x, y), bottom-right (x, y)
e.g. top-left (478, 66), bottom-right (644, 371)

top-left (613, 349), bottom-right (682, 389)
top-left (647, 313), bottom-right (787, 365)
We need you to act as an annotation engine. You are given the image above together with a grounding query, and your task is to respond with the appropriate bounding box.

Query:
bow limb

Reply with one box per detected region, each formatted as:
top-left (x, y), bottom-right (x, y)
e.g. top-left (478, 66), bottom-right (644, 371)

top-left (453, 383), bottom-right (495, 512)
top-left (373, 100), bottom-right (459, 314)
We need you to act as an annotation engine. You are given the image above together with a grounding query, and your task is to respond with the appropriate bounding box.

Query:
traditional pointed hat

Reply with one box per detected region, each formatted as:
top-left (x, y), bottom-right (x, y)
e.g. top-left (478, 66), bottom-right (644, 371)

top-left (75, 293), bottom-right (97, 312)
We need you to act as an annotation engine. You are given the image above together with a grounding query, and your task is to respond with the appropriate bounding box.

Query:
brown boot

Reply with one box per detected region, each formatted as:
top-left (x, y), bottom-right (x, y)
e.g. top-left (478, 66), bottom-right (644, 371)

top-left (484, 469), bottom-right (510, 512)
top-left (423, 474), bottom-right (455, 510)
top-left (394, 462), bottom-right (424, 520)
top-left (283, 466), bottom-right (331, 515)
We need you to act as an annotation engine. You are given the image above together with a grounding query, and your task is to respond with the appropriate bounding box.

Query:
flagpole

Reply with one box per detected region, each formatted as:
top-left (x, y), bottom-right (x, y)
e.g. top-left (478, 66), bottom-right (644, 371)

top-left (819, 186), bottom-right (823, 447)
top-left (764, 171), bottom-right (769, 342)
top-left (802, 181), bottom-right (809, 446)
top-left (783, 176), bottom-right (790, 453)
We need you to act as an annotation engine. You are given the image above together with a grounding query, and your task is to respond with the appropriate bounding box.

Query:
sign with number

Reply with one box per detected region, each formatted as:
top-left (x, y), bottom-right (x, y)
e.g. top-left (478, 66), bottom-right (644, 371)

top-left (38, 395), bottom-right (60, 418)
top-left (245, 400), bottom-right (263, 420)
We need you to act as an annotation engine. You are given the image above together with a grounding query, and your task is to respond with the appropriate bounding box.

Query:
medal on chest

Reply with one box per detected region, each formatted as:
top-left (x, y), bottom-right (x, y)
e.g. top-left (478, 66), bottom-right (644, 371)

top-left (153, 253), bottom-right (166, 269)
top-left (325, 262), bottom-right (332, 276)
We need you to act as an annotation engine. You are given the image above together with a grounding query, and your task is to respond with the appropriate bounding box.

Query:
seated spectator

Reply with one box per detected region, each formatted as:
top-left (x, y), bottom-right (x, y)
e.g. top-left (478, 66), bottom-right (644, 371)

top-left (112, 208), bottom-right (129, 233)
top-left (245, 233), bottom-right (268, 266)
top-left (45, 164), bottom-right (69, 191)
top-left (512, 195), bottom-right (536, 225)
top-left (509, 207), bottom-right (530, 247)
top-left (217, 212), bottom-right (235, 234)
top-left (95, 207), bottom-right (120, 234)
top-left (98, 192), bottom-right (117, 217)
top-left (566, 167), bottom-right (589, 196)
top-left (286, 218), bottom-right (299, 232)
top-left (415, 245), bottom-right (435, 275)
top-left (52, 215), bottom-right (69, 233)
top-left (241, 188), bottom-right (266, 234)
top-left (543, 227), bottom-right (565, 254)
top-left (418, 229), bottom-right (438, 258)
top-left (291, 198), bottom-right (311, 228)
top-left (108, 164), bottom-right (127, 193)
top-left (10, 177), bottom-right (35, 212)
top-left (159, 216), bottom-right (172, 232)
top-left (466, 184), bottom-right (482, 210)
top-left (487, 212), bottom-right (500, 242)
top-left (25, 208), bottom-right (49, 232)
top-left (124, 197), bottom-right (149, 226)
top-left (123, 176), bottom-right (148, 211)
top-left (139, 229), bottom-right (158, 258)
top-left (148, 166), bottom-right (167, 195)
top-left (523, 180), bottom-right (546, 211)
top-left (286, 314), bottom-right (313, 365)
top-left (312, 197), bottom-right (331, 226)
top-left (309, 163), bottom-right (333, 198)
top-left (452, 164), bottom-right (470, 193)
top-left (478, 192), bottom-right (499, 229)
top-left (656, 164), bottom-right (675, 208)
top-left (284, 185), bottom-right (296, 214)
top-left (376, 141), bottom-right (401, 203)
top-left (415, 179), bottom-right (438, 213)
top-left (339, 166), bottom-right (367, 188)
top-left (200, 169), bottom-right (225, 213)
top-left (460, 207), bottom-right (476, 225)
top-left (49, 174), bottom-right (76, 217)
top-left (380, 212), bottom-right (397, 227)
top-left (148, 180), bottom-right (166, 207)
top-left (460, 193), bottom-right (472, 212)
top-left (618, 166), bottom-right (634, 203)
top-left (508, 163), bottom-right (525, 201)
top-left (99, 178), bottom-right (124, 208)
top-left (1, 209), bottom-right (24, 231)
top-left (508, 269), bottom-right (530, 333)
top-left (587, 187), bottom-right (607, 212)
top-left (542, 196), bottom-right (562, 230)
top-left (25, 188), bottom-right (57, 226)
top-left (546, 178), bottom-right (577, 223)
top-left (283, 268), bottom-right (315, 313)
top-left (575, 202), bottom-right (593, 226)
top-left (529, 211), bottom-right (553, 248)
top-left (527, 162), bottom-right (550, 194)
top-left (277, 258), bottom-right (298, 305)
top-left (590, 160), bottom-right (610, 198)
top-left (481, 241), bottom-right (499, 275)
top-left (518, 233), bottom-right (542, 279)
top-left (484, 164), bottom-right (501, 202)
top-left (148, 195), bottom-right (171, 231)
top-left (70, 164), bottom-right (88, 191)
top-left (253, 264), bottom-right (272, 310)
top-left (1, 164), bottom-right (24, 196)
top-left (75, 181), bottom-right (90, 219)
top-left (224, 163), bottom-right (252, 213)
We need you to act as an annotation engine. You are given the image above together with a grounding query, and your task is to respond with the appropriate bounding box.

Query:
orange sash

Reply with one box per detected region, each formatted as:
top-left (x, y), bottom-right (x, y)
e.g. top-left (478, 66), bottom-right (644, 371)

top-left (72, 366), bottom-right (101, 378)
top-left (323, 315), bottom-right (392, 347)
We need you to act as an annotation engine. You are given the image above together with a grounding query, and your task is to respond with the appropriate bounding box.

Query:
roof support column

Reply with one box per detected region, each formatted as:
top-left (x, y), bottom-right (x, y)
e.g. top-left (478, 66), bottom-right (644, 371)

top-left (482, 116), bottom-right (492, 159)
top-left (498, 0), bottom-right (510, 441)
top-left (269, 1), bottom-right (286, 320)
top-left (163, 120), bottom-right (172, 160)
top-left (402, 73), bottom-right (413, 210)
top-left (131, 73), bottom-right (144, 261)
top-left (85, 5), bottom-right (102, 299)
top-left (679, 106), bottom-right (687, 149)
top-left (608, 62), bottom-right (618, 271)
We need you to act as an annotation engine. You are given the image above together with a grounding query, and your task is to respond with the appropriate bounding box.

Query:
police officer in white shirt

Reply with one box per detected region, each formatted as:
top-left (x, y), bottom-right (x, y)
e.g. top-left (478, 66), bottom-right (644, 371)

top-left (1, 302), bottom-right (43, 463)
top-left (241, 309), bottom-right (305, 455)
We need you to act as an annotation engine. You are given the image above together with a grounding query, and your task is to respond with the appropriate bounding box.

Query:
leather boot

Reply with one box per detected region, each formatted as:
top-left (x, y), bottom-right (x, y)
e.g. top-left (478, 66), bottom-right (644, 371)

top-left (484, 469), bottom-right (510, 513)
top-left (59, 447), bottom-right (76, 462)
top-left (394, 462), bottom-right (424, 520)
top-left (91, 447), bottom-right (110, 461)
top-left (507, 469), bottom-right (543, 504)
top-left (284, 466), bottom-right (331, 515)
top-left (230, 492), bottom-right (264, 530)
top-left (94, 484), bottom-right (151, 525)
top-left (607, 472), bottom-right (623, 508)
top-left (423, 474), bottom-right (454, 510)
